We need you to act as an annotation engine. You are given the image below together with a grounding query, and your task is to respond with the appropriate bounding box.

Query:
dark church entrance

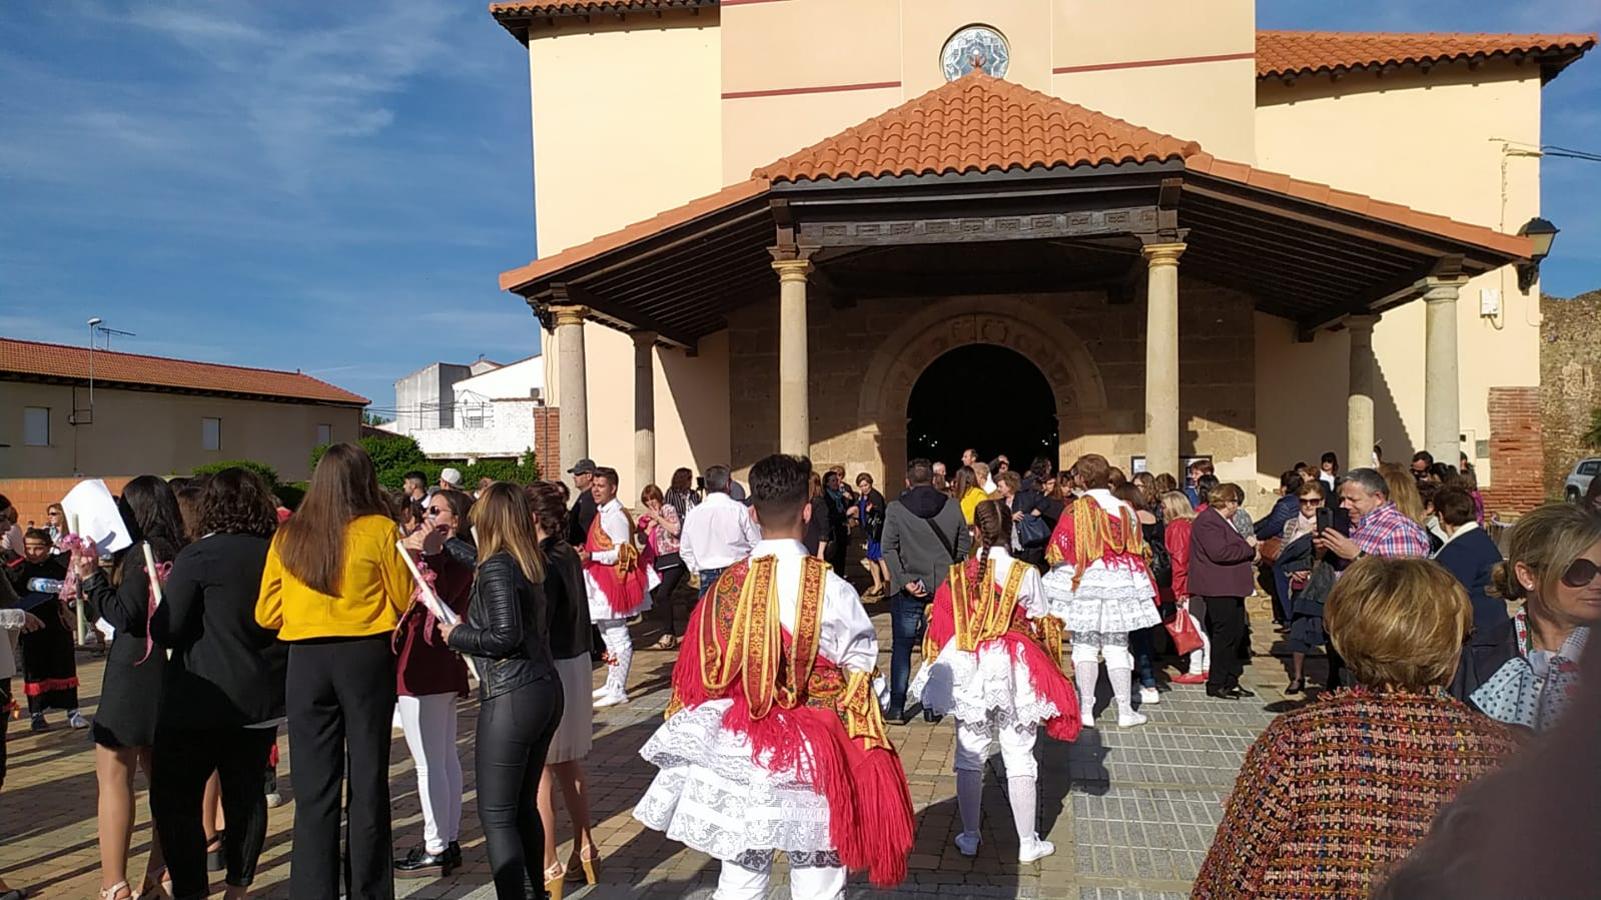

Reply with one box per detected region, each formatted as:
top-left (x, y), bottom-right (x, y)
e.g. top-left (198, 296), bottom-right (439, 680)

top-left (906, 344), bottom-right (1059, 474)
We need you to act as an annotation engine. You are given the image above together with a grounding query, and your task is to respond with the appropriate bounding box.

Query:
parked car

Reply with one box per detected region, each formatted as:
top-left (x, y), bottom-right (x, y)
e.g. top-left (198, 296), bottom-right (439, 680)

top-left (1566, 457), bottom-right (1601, 502)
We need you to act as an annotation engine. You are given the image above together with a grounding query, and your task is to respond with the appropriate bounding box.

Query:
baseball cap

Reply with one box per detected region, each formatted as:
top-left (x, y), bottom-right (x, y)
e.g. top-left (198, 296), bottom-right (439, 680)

top-left (439, 467), bottom-right (464, 487)
top-left (567, 458), bottom-right (597, 476)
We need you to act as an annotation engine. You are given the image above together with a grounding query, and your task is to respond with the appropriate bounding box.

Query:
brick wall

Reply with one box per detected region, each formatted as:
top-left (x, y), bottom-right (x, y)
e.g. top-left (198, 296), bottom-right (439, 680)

top-left (1540, 290), bottom-right (1601, 497)
top-left (0, 476), bottom-right (135, 530)
top-left (1480, 387), bottom-right (1544, 518)
top-left (532, 406), bottom-right (560, 480)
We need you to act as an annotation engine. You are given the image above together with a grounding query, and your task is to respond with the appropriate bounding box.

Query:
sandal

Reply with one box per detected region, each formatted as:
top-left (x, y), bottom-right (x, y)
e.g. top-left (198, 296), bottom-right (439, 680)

top-left (207, 830), bottom-right (226, 872)
top-left (98, 883), bottom-right (131, 900)
top-left (136, 867), bottom-right (172, 900)
top-left (565, 845), bottom-right (600, 885)
top-left (543, 861), bottom-right (567, 900)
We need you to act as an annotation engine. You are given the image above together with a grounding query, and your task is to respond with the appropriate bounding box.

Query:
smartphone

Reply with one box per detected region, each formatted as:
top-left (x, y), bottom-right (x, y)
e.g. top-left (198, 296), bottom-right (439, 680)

top-left (1316, 507), bottom-right (1334, 535)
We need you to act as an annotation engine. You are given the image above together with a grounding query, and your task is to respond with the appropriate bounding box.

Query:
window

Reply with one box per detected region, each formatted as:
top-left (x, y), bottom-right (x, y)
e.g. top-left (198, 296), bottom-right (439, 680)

top-left (316, 423), bottom-right (332, 445)
top-left (23, 406), bottom-right (49, 446)
top-left (1581, 461), bottom-right (1601, 477)
top-left (202, 417), bottom-right (222, 451)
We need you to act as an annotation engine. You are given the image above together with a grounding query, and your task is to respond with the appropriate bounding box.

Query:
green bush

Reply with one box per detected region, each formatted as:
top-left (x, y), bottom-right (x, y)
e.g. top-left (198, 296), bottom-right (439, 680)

top-left (192, 459), bottom-right (280, 488)
top-left (276, 482), bottom-right (308, 510)
top-left (310, 436), bottom-right (541, 491)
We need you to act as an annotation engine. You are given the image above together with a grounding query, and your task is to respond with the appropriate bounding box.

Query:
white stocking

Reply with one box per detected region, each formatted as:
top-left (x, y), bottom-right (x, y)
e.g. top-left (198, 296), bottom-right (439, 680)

top-left (956, 769), bottom-right (983, 837)
top-left (1189, 612), bottom-right (1212, 673)
top-left (599, 620), bottom-right (633, 695)
top-left (1108, 667), bottom-right (1136, 717)
top-left (1007, 776), bottom-right (1038, 843)
top-left (1074, 661), bottom-right (1099, 724)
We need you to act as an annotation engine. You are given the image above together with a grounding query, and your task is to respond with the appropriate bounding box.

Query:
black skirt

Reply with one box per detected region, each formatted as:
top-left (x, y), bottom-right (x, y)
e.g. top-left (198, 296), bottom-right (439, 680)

top-left (92, 630), bottom-right (166, 749)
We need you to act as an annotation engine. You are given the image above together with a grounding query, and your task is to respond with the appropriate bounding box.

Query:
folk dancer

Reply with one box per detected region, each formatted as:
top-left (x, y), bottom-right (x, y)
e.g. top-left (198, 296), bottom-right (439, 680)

top-left (1041, 454), bottom-right (1161, 728)
top-left (582, 467), bottom-right (657, 708)
top-left (908, 499), bottom-right (1078, 862)
top-left (634, 454), bottom-right (915, 900)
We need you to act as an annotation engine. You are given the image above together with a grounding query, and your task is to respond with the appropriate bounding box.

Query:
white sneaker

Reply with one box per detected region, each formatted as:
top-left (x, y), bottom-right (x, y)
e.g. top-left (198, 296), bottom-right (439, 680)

top-left (1080, 706), bottom-right (1096, 728)
top-left (1117, 709), bottom-right (1148, 728)
top-left (953, 831), bottom-right (980, 857)
top-left (1019, 837), bottom-right (1055, 863)
top-left (67, 710), bottom-right (89, 729)
top-left (1139, 687), bottom-right (1161, 705)
top-left (592, 685), bottom-right (611, 699)
top-left (593, 689), bottom-right (629, 709)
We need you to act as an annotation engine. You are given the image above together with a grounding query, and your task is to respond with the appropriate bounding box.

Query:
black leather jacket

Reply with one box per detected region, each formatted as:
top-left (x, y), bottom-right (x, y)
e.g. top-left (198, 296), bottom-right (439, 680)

top-left (445, 548), bottom-right (554, 701)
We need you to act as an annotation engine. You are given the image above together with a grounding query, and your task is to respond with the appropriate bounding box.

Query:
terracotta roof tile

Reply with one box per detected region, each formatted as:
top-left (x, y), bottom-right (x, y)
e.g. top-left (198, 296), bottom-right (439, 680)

top-left (489, 1), bottom-right (706, 17)
top-left (1257, 30), bottom-right (1596, 79)
top-left (0, 338), bottom-right (368, 405)
top-left (751, 73), bottom-right (1204, 184)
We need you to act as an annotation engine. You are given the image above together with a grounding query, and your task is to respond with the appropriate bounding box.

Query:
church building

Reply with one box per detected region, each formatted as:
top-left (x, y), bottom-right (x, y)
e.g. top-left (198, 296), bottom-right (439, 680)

top-left (489, 0), bottom-right (1593, 511)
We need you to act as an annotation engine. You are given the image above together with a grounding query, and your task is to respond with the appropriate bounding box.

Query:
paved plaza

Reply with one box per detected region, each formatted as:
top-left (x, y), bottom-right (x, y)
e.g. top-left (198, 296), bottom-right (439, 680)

top-left (1, 595), bottom-right (1301, 899)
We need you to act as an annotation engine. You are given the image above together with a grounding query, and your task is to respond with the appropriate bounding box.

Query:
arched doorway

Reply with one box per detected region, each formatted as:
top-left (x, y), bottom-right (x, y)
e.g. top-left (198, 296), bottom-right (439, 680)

top-left (907, 344), bottom-right (1059, 473)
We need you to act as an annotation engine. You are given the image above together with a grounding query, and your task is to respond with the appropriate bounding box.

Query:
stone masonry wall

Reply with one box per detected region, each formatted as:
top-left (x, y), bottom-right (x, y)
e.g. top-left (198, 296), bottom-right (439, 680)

top-left (1540, 291), bottom-right (1601, 498)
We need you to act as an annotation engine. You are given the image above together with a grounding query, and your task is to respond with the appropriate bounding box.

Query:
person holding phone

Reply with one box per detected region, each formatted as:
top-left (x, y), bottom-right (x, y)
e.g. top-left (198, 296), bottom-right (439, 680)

top-left (1281, 481), bottom-right (1333, 694)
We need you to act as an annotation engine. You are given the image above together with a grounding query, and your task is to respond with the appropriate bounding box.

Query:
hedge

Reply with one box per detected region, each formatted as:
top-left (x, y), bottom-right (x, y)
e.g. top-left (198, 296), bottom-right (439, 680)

top-left (311, 435), bottom-right (541, 491)
top-left (191, 459), bottom-right (280, 487)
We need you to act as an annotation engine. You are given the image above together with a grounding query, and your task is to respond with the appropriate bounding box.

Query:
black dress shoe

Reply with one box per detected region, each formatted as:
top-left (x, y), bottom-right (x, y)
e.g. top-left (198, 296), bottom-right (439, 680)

top-left (1233, 686), bottom-right (1257, 698)
top-left (922, 709), bottom-right (943, 724)
top-left (1205, 686), bottom-right (1237, 700)
top-left (1284, 679), bottom-right (1304, 695)
top-left (448, 841), bottom-right (462, 865)
top-left (885, 708), bottom-right (907, 724)
top-left (394, 845), bottom-right (456, 875)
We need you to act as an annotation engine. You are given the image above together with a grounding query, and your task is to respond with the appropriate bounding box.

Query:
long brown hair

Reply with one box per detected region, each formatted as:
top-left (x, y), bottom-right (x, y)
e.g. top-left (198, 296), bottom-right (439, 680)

top-left (472, 482), bottom-right (545, 583)
top-left (276, 443), bottom-right (390, 595)
top-left (969, 499), bottom-right (1012, 598)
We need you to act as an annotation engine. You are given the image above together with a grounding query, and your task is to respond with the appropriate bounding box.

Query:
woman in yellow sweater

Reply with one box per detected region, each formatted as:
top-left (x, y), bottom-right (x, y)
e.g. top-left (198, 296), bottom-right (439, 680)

top-left (256, 443), bottom-right (412, 899)
top-left (953, 465), bottom-right (988, 524)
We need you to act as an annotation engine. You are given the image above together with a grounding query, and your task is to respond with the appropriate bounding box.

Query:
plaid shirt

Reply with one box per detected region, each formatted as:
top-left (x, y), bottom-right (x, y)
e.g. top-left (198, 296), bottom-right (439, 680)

top-left (1351, 502), bottom-right (1431, 559)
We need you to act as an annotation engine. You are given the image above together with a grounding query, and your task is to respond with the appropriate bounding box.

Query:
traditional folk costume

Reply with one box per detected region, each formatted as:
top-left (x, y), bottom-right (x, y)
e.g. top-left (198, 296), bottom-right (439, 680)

top-left (634, 539), bottom-right (914, 899)
top-left (4, 555), bottom-right (81, 719)
top-left (584, 496), bottom-right (658, 706)
top-left (1041, 489), bottom-right (1160, 728)
top-left (907, 545), bottom-right (1079, 861)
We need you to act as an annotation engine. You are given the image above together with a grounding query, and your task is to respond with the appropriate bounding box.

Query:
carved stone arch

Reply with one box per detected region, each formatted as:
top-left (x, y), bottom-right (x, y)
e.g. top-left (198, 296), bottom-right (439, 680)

top-left (856, 294), bottom-right (1108, 484)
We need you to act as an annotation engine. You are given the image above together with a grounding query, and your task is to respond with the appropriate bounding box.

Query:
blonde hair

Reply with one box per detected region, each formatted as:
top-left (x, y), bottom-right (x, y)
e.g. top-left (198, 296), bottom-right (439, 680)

top-left (1491, 502), bottom-right (1601, 603)
top-left (971, 461), bottom-right (990, 484)
top-left (1158, 491), bottom-right (1196, 522)
top-left (471, 482), bottom-right (545, 584)
top-left (1324, 557), bottom-right (1470, 690)
top-left (1379, 462), bottom-right (1427, 525)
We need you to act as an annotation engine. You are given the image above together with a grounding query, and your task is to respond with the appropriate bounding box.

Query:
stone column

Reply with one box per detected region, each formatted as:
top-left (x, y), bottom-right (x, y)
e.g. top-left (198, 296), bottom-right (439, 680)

top-left (633, 331), bottom-right (657, 495)
top-left (552, 305), bottom-right (589, 487)
top-left (1345, 315), bottom-right (1381, 472)
top-left (772, 258), bottom-right (812, 456)
top-left (1141, 242), bottom-right (1185, 478)
top-left (1423, 277), bottom-right (1464, 467)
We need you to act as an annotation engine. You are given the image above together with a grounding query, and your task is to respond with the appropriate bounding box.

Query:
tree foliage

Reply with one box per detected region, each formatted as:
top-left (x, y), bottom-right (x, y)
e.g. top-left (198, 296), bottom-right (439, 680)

top-left (191, 459), bottom-right (280, 488)
top-left (311, 435), bottom-right (541, 490)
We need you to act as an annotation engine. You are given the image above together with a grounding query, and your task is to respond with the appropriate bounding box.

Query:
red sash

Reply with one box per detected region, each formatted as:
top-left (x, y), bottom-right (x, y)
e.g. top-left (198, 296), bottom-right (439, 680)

top-left (924, 557), bottom-right (1082, 743)
top-left (667, 557), bottom-right (915, 887)
top-left (1045, 498), bottom-right (1149, 590)
top-left (584, 511), bottom-right (650, 616)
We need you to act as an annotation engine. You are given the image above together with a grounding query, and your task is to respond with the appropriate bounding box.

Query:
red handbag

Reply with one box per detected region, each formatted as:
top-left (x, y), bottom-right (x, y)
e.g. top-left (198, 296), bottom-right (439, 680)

top-left (1164, 607), bottom-right (1204, 656)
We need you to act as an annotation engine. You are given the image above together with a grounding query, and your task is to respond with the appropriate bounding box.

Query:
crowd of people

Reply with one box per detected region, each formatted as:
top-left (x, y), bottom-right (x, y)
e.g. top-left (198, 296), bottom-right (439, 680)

top-left (0, 436), bottom-right (1596, 899)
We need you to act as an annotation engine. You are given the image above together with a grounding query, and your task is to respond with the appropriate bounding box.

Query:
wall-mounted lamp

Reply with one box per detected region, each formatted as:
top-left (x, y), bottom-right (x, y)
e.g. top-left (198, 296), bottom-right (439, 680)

top-left (1516, 216), bottom-right (1559, 293)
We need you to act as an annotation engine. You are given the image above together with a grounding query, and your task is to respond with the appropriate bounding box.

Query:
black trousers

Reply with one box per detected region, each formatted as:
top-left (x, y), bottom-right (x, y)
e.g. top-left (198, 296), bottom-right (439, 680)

top-left (825, 534), bottom-right (848, 575)
top-left (152, 725), bottom-right (277, 898)
top-left (1201, 595), bottom-right (1247, 689)
top-left (0, 679), bottom-right (9, 791)
top-left (476, 678), bottom-right (563, 899)
top-left (286, 636), bottom-right (397, 900)
top-left (654, 565), bottom-right (688, 636)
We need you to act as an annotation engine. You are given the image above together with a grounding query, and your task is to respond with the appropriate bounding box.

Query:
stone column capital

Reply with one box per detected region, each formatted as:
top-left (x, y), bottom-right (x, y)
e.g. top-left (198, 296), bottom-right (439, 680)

top-left (770, 258), bottom-right (813, 282)
top-left (1422, 276), bottom-right (1467, 304)
top-left (631, 330), bottom-right (658, 348)
top-left (1141, 242), bottom-right (1187, 268)
top-left (1345, 314), bottom-right (1381, 335)
top-left (551, 304), bottom-right (589, 328)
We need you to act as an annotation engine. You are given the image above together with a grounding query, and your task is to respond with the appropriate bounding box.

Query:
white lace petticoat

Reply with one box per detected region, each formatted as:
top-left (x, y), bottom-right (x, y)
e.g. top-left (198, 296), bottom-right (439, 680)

top-left (1042, 561), bottom-right (1160, 634)
top-left (633, 699), bottom-right (836, 861)
top-left (906, 640), bottom-right (1067, 727)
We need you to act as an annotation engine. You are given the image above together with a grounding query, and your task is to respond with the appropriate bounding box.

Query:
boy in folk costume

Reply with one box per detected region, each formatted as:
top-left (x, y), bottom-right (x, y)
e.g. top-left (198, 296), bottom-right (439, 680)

top-left (908, 499), bottom-right (1079, 862)
top-left (1042, 454), bottom-right (1161, 728)
top-left (634, 454), bottom-right (915, 900)
top-left (581, 466), bottom-right (658, 708)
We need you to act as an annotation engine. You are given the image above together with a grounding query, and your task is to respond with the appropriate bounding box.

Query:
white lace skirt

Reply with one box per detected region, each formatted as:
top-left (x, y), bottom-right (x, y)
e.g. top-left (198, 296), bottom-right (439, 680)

top-left (585, 565), bottom-right (659, 622)
top-left (906, 640), bottom-right (1066, 727)
top-left (634, 699), bottom-right (835, 861)
top-left (1042, 561), bottom-right (1160, 634)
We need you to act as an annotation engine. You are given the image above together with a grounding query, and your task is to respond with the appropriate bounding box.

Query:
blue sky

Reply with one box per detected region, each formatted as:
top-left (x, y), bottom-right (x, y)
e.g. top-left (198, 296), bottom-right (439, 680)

top-left (1, 1), bottom-right (1597, 410)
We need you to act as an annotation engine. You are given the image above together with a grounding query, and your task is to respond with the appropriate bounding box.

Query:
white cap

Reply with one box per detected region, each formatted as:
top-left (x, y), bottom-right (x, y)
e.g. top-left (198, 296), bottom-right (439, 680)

top-left (440, 467), bottom-right (464, 487)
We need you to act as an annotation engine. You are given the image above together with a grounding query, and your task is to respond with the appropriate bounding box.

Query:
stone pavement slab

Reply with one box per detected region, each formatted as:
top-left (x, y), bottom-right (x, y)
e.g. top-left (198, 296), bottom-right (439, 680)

top-left (0, 596), bottom-right (1305, 898)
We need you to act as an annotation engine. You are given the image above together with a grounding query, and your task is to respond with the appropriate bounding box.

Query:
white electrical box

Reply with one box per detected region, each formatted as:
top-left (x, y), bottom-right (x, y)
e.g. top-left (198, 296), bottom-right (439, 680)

top-left (1480, 288), bottom-right (1502, 317)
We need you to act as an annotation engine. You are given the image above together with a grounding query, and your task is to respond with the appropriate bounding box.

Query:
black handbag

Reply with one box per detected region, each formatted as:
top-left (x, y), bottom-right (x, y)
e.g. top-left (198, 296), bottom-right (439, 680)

top-left (1016, 512), bottom-right (1051, 549)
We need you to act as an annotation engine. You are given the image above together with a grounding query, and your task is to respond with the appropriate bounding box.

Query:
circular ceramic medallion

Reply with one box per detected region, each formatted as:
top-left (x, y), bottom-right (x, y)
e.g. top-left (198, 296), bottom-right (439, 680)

top-left (941, 25), bottom-right (1010, 81)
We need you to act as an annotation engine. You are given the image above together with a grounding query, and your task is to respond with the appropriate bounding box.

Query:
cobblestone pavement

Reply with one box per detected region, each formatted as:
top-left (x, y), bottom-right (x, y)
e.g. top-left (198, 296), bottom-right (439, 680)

top-left (1, 595), bottom-right (1310, 899)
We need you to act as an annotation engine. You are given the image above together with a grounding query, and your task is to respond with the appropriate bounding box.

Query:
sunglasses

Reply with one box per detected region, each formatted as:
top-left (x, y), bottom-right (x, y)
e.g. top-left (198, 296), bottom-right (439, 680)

top-left (425, 507), bottom-right (448, 518)
top-left (1561, 558), bottom-right (1600, 589)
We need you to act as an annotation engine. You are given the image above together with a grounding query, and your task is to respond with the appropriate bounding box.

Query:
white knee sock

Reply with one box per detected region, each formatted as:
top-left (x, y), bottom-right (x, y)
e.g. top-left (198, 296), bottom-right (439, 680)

top-left (1007, 776), bottom-right (1038, 843)
top-left (1074, 661), bottom-right (1099, 724)
top-left (1108, 667), bottom-right (1136, 717)
top-left (956, 769), bottom-right (983, 837)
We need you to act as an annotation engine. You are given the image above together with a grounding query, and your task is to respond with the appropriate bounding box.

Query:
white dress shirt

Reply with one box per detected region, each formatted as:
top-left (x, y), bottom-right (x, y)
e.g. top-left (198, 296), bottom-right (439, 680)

top-left (679, 491), bottom-right (762, 572)
top-left (749, 539), bottom-right (877, 673)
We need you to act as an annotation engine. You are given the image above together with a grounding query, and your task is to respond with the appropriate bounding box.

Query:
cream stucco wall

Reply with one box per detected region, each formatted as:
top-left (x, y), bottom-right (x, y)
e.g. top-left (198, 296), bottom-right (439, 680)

top-left (1, 381), bottom-right (360, 481)
top-left (1253, 62), bottom-right (1544, 486)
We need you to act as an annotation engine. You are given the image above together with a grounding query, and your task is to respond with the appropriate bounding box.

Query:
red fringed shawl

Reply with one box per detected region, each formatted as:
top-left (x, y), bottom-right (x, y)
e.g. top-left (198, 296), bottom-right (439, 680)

top-left (666, 557), bottom-right (915, 887)
top-left (923, 556), bottom-right (1082, 743)
top-left (1044, 496), bottom-right (1150, 591)
top-left (584, 511), bottom-right (650, 617)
